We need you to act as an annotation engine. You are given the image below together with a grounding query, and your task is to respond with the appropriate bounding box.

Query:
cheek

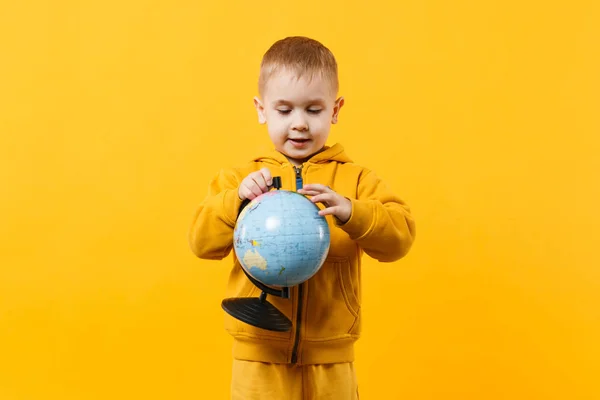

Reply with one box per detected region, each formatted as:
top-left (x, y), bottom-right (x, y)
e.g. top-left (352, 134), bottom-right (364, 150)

top-left (265, 112), bottom-right (281, 126)
top-left (311, 115), bottom-right (331, 133)
top-left (267, 119), bottom-right (286, 138)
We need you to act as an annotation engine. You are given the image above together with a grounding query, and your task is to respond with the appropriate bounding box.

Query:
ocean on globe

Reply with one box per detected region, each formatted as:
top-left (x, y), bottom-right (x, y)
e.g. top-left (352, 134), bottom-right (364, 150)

top-left (233, 190), bottom-right (330, 287)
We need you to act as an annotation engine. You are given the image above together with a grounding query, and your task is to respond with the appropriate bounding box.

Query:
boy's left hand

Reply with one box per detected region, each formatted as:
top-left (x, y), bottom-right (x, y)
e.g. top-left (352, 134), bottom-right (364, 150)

top-left (298, 184), bottom-right (352, 224)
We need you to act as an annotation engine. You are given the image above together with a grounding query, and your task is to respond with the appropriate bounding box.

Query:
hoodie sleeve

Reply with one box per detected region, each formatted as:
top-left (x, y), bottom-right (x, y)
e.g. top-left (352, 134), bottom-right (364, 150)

top-left (337, 170), bottom-right (416, 262)
top-left (188, 168), bottom-right (244, 260)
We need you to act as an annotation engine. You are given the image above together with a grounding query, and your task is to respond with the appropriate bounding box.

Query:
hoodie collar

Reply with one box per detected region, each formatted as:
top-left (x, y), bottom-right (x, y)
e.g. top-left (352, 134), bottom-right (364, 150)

top-left (254, 143), bottom-right (352, 166)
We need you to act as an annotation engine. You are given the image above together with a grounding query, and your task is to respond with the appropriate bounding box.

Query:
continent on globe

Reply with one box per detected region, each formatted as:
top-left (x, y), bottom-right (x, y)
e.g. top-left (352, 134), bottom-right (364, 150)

top-left (242, 249), bottom-right (267, 271)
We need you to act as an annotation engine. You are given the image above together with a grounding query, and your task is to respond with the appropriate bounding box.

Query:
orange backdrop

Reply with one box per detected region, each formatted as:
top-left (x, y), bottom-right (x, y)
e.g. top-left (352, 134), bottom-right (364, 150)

top-left (1, 1), bottom-right (599, 399)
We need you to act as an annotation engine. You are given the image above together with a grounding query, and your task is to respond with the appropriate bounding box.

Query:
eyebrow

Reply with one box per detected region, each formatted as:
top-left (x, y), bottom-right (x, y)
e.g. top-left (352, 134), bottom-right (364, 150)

top-left (272, 99), bottom-right (327, 107)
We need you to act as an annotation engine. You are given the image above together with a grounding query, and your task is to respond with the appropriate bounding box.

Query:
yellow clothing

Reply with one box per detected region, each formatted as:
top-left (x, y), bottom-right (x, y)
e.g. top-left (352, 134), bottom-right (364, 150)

top-left (189, 143), bottom-right (415, 364)
top-left (231, 360), bottom-right (359, 400)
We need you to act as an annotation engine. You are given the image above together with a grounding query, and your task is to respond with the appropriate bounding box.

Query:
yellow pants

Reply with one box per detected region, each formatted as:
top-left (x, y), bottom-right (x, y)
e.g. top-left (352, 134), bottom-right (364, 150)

top-left (231, 359), bottom-right (359, 400)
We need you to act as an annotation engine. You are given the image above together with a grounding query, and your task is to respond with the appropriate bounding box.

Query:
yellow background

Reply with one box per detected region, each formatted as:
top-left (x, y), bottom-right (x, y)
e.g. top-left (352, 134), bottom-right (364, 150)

top-left (1, 0), bottom-right (599, 399)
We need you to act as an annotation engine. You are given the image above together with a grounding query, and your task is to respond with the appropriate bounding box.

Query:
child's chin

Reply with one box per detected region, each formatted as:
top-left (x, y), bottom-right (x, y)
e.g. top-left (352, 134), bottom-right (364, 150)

top-left (280, 149), bottom-right (312, 164)
top-left (286, 149), bottom-right (313, 159)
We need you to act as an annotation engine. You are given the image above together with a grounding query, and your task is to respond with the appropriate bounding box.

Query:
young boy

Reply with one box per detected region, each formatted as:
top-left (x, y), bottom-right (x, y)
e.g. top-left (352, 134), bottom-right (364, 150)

top-left (189, 36), bottom-right (416, 399)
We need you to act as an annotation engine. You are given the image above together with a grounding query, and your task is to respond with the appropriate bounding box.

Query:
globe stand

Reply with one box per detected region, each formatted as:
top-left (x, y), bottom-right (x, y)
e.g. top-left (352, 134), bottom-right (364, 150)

top-left (221, 176), bottom-right (293, 332)
top-left (221, 268), bottom-right (292, 332)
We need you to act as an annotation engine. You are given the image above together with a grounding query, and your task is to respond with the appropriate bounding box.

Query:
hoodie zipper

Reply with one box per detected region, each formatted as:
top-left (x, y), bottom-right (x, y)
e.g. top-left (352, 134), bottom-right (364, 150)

top-left (291, 165), bottom-right (303, 364)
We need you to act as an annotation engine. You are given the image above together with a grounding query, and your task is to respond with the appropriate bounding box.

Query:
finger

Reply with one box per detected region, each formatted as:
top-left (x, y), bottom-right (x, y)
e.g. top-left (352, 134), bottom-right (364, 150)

top-left (251, 173), bottom-right (268, 192)
top-left (301, 184), bottom-right (331, 192)
top-left (259, 168), bottom-right (272, 186)
top-left (242, 184), bottom-right (260, 199)
top-left (298, 189), bottom-right (320, 196)
top-left (318, 206), bottom-right (339, 216)
top-left (311, 193), bottom-right (337, 204)
top-left (253, 184), bottom-right (264, 197)
top-left (245, 181), bottom-right (263, 197)
top-left (240, 187), bottom-right (255, 200)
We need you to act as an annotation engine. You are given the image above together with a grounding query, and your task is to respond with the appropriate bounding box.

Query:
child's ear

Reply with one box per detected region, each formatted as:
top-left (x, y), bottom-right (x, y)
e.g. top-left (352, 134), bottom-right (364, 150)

top-left (332, 97), bottom-right (344, 124)
top-left (253, 97), bottom-right (266, 124)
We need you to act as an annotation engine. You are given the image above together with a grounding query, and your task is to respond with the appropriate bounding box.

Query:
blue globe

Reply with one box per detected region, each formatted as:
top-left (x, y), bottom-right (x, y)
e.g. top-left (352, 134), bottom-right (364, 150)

top-left (233, 190), bottom-right (330, 287)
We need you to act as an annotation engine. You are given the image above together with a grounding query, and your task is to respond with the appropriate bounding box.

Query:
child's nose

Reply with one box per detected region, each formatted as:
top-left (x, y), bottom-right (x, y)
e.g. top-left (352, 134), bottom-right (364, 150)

top-left (291, 115), bottom-right (308, 131)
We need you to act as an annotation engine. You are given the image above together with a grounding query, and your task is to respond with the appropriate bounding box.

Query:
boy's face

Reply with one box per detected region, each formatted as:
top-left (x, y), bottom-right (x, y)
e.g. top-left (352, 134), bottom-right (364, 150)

top-left (254, 69), bottom-right (344, 166)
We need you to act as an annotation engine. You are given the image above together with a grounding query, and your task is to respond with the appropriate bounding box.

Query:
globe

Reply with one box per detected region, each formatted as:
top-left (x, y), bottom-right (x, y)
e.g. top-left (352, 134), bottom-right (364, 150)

top-left (233, 189), bottom-right (331, 288)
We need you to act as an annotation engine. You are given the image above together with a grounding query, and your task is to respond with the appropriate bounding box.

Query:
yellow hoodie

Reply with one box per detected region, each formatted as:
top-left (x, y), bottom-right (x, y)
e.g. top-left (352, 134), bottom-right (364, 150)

top-left (189, 143), bottom-right (416, 365)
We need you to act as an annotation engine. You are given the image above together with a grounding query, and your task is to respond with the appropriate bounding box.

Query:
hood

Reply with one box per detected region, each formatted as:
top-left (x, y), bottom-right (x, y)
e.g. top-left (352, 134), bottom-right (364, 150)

top-left (253, 143), bottom-right (353, 166)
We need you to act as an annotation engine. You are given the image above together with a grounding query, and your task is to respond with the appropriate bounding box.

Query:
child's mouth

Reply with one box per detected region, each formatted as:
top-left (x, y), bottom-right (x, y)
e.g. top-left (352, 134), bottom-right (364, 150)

top-left (289, 138), bottom-right (310, 148)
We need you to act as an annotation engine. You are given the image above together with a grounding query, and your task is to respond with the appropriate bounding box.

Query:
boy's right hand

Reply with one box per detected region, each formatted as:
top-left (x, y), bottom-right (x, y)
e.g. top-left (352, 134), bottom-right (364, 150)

top-left (238, 168), bottom-right (272, 200)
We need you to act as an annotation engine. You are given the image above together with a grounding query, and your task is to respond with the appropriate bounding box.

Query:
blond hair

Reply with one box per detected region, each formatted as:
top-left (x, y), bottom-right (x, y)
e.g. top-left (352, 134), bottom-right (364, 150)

top-left (258, 36), bottom-right (339, 96)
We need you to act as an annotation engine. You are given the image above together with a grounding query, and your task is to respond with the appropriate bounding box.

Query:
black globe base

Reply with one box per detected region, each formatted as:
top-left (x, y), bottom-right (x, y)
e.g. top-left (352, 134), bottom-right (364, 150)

top-left (221, 292), bottom-right (292, 332)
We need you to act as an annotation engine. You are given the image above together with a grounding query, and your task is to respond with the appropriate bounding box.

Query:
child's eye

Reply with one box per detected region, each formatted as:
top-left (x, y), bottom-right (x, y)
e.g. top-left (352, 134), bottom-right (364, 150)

top-left (277, 109), bottom-right (291, 115)
top-left (307, 109), bottom-right (322, 114)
